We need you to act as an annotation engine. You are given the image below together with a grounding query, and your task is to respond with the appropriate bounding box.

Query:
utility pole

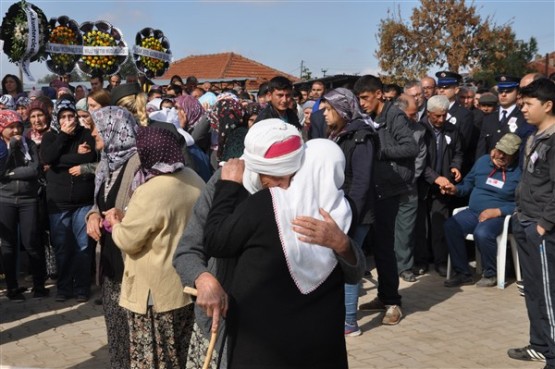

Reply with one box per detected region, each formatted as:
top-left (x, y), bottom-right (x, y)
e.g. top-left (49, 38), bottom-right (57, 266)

top-left (321, 69), bottom-right (327, 77)
top-left (300, 60), bottom-right (304, 79)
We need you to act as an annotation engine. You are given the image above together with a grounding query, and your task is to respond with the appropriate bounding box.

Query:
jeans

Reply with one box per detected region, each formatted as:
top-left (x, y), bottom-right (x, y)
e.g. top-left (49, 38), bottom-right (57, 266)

top-left (49, 205), bottom-right (92, 297)
top-left (345, 224), bottom-right (369, 324)
top-left (444, 208), bottom-right (504, 277)
top-left (0, 200), bottom-right (46, 291)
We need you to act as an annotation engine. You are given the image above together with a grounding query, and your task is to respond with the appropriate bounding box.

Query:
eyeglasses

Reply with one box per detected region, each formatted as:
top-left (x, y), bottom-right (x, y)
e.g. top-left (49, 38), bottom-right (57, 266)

top-left (422, 86), bottom-right (435, 90)
top-left (498, 88), bottom-right (516, 94)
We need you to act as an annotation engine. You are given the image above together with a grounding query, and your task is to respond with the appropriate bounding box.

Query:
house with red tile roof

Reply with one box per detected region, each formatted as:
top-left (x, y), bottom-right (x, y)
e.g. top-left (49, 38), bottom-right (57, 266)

top-left (156, 52), bottom-right (300, 92)
top-left (527, 52), bottom-right (555, 77)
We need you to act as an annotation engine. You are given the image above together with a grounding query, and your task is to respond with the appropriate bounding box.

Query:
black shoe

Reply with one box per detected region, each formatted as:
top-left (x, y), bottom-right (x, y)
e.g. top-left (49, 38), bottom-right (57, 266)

top-left (412, 264), bottom-right (428, 276)
top-left (435, 264), bottom-right (448, 277)
top-left (507, 345), bottom-right (546, 362)
top-left (400, 270), bottom-right (417, 282)
top-left (32, 287), bottom-right (50, 298)
top-left (444, 273), bottom-right (473, 287)
top-left (55, 294), bottom-right (68, 302)
top-left (76, 295), bottom-right (89, 303)
top-left (7, 289), bottom-right (26, 302)
top-left (543, 365), bottom-right (555, 369)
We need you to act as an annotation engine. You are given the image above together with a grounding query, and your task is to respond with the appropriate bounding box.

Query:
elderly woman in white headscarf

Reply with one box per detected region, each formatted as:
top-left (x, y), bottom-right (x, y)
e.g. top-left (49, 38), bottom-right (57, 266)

top-left (204, 120), bottom-right (359, 368)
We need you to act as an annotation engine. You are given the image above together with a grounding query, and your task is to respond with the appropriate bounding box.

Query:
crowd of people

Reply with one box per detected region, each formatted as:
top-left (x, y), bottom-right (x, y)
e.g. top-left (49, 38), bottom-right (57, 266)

top-left (0, 68), bottom-right (554, 369)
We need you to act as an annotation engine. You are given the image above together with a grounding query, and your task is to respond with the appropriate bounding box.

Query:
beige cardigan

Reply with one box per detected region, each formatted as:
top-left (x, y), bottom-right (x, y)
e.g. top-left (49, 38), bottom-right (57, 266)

top-left (112, 167), bottom-right (205, 314)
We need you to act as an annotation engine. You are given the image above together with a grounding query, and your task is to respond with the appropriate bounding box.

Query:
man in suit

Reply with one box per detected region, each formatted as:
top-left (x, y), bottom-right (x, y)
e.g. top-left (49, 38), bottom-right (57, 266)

top-left (476, 75), bottom-right (535, 160)
top-left (435, 71), bottom-right (474, 175)
top-left (414, 95), bottom-right (464, 277)
top-left (404, 80), bottom-right (427, 122)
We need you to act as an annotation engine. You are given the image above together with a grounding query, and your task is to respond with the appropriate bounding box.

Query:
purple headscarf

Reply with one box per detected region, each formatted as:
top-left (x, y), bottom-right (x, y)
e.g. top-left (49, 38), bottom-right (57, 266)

top-left (175, 94), bottom-right (204, 132)
top-left (322, 88), bottom-right (372, 124)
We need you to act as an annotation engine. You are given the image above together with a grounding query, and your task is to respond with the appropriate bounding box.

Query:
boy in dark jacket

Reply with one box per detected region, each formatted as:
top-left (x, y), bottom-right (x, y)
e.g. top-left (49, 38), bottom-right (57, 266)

top-left (40, 100), bottom-right (97, 302)
top-left (508, 78), bottom-right (555, 369)
top-left (354, 75), bottom-right (418, 326)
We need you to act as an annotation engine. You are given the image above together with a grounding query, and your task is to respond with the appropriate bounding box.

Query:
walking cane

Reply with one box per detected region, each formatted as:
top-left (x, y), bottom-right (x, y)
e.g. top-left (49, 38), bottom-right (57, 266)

top-left (184, 286), bottom-right (218, 369)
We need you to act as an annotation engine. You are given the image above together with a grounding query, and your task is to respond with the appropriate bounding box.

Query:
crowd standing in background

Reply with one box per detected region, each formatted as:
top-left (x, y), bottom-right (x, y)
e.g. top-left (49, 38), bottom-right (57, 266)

top-left (0, 69), bottom-right (554, 369)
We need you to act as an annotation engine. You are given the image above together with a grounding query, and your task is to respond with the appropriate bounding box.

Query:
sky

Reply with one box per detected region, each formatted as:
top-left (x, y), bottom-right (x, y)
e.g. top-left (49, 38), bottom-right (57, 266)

top-left (1, 0), bottom-right (554, 84)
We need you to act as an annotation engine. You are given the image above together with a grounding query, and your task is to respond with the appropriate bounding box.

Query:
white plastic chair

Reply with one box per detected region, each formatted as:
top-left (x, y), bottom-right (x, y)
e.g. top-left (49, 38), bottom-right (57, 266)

top-left (446, 206), bottom-right (521, 289)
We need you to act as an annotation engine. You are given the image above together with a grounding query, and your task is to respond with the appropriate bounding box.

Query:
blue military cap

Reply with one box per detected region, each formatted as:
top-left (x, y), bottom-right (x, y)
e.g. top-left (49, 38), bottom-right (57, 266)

top-left (435, 71), bottom-right (462, 87)
top-left (495, 75), bottom-right (520, 89)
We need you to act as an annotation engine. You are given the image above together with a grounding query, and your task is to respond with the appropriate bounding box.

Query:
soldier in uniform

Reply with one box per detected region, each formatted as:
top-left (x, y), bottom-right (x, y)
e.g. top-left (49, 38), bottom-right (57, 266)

top-left (435, 71), bottom-right (474, 175)
top-left (475, 75), bottom-right (535, 160)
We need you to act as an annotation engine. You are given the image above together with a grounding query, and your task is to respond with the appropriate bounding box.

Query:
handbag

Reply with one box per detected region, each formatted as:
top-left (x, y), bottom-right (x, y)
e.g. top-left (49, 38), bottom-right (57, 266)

top-left (44, 231), bottom-right (57, 279)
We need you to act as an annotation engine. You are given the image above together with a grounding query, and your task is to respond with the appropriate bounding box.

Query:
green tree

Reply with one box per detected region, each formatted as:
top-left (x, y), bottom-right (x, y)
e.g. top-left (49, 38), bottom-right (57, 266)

top-left (472, 32), bottom-right (538, 86)
top-left (376, 0), bottom-right (535, 83)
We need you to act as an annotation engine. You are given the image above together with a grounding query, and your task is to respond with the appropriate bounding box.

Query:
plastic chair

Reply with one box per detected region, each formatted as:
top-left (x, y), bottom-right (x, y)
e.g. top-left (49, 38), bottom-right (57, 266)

top-left (446, 206), bottom-right (521, 289)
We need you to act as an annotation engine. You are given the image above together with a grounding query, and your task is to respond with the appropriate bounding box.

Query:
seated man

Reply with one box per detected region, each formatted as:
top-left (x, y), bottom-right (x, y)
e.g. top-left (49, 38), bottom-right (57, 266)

top-left (441, 133), bottom-right (522, 287)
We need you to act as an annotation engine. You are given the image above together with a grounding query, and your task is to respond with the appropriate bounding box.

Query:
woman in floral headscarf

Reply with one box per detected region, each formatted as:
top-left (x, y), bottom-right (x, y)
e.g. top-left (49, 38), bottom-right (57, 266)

top-left (104, 125), bottom-right (204, 369)
top-left (85, 106), bottom-right (140, 369)
top-left (208, 96), bottom-right (247, 162)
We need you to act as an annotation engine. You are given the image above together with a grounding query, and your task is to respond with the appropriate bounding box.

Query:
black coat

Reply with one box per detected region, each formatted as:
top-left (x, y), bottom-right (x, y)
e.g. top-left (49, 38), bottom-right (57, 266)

top-left (40, 125), bottom-right (97, 212)
top-left (307, 109), bottom-right (327, 140)
top-left (372, 102), bottom-right (418, 199)
top-left (254, 104), bottom-right (301, 130)
top-left (0, 138), bottom-right (40, 204)
top-left (448, 102), bottom-right (474, 173)
top-left (419, 118), bottom-right (464, 194)
top-left (475, 106), bottom-right (535, 158)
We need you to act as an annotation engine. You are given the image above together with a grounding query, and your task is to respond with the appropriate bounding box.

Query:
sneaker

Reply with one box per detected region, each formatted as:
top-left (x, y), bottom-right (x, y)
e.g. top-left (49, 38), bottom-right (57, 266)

top-left (444, 273), bottom-right (473, 287)
top-left (382, 305), bottom-right (403, 325)
top-left (32, 287), bottom-right (50, 298)
top-left (412, 264), bottom-right (428, 276)
top-left (400, 270), bottom-right (417, 282)
top-left (344, 321), bottom-right (362, 337)
top-left (359, 297), bottom-right (386, 312)
top-left (7, 289), bottom-right (25, 302)
top-left (516, 280), bottom-right (525, 296)
top-left (507, 345), bottom-right (546, 362)
top-left (476, 276), bottom-right (497, 287)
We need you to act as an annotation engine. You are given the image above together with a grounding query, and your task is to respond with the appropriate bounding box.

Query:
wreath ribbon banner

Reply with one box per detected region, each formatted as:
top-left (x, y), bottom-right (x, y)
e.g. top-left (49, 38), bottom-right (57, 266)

top-left (132, 45), bottom-right (172, 62)
top-left (45, 43), bottom-right (82, 54)
top-left (81, 45), bottom-right (128, 56)
top-left (20, 3), bottom-right (40, 82)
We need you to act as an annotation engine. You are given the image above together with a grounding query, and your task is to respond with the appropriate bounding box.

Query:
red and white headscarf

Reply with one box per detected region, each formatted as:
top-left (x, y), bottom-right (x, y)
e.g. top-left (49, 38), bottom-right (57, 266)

top-left (241, 118), bottom-right (304, 194)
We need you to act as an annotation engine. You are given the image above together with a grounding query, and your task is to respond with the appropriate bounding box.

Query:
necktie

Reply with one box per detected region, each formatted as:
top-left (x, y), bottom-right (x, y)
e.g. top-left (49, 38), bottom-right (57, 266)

top-left (435, 130), bottom-right (443, 173)
top-left (500, 110), bottom-right (508, 125)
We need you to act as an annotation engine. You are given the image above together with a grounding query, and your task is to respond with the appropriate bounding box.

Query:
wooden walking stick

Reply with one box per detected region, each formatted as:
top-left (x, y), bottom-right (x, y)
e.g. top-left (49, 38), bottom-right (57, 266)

top-left (184, 286), bottom-right (219, 369)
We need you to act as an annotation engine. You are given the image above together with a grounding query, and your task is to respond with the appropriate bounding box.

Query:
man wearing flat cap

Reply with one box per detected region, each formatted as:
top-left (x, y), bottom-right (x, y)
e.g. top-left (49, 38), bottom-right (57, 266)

top-left (478, 93), bottom-right (498, 115)
top-left (435, 71), bottom-right (475, 175)
top-left (476, 75), bottom-right (534, 159)
top-left (441, 133), bottom-right (522, 288)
